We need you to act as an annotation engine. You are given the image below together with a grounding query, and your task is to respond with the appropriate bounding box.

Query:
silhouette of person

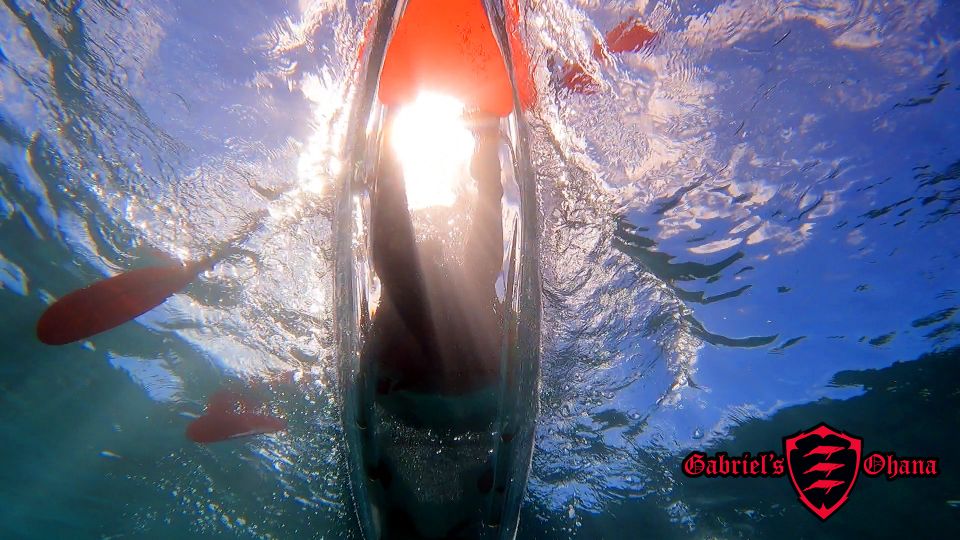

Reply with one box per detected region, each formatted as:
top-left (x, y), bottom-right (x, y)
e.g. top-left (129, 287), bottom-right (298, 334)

top-left (362, 111), bottom-right (505, 430)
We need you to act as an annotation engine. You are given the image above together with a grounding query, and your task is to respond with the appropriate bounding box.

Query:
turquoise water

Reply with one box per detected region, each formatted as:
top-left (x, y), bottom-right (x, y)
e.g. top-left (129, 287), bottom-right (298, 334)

top-left (2, 0), bottom-right (959, 538)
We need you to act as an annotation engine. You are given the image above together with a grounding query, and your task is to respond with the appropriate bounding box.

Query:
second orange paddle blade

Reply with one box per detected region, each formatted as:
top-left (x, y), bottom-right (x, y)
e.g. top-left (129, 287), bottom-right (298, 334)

top-left (36, 263), bottom-right (203, 345)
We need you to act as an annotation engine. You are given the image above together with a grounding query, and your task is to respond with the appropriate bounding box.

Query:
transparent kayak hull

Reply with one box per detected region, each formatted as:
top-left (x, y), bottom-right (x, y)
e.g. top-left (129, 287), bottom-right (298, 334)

top-left (332, 1), bottom-right (541, 538)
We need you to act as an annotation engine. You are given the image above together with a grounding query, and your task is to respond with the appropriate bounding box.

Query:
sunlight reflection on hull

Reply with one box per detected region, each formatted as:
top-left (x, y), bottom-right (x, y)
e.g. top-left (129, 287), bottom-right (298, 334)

top-left (389, 92), bottom-right (476, 210)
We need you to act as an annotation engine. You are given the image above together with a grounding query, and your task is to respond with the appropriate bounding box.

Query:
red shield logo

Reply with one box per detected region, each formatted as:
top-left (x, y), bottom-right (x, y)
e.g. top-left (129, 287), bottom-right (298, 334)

top-left (783, 423), bottom-right (862, 520)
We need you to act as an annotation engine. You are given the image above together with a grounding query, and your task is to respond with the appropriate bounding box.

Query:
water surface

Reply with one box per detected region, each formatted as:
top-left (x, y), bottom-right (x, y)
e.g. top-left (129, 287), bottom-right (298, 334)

top-left (1, 0), bottom-right (958, 538)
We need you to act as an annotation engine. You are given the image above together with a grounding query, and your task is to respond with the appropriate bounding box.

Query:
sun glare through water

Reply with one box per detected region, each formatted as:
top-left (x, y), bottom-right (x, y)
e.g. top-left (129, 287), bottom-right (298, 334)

top-left (390, 92), bottom-right (475, 210)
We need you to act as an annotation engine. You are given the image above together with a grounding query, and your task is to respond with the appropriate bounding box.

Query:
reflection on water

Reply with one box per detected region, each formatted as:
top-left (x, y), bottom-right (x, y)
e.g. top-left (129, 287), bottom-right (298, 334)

top-left (1, 0), bottom-right (959, 537)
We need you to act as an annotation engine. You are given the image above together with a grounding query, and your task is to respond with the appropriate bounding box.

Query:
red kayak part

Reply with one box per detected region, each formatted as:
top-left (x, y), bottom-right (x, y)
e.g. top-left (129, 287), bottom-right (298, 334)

top-left (504, 0), bottom-right (537, 111)
top-left (186, 389), bottom-right (286, 444)
top-left (378, 0), bottom-right (535, 116)
top-left (36, 260), bottom-right (209, 345)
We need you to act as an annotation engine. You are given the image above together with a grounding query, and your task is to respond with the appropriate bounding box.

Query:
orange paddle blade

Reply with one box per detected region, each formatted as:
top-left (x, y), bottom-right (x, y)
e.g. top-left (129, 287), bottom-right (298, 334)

top-left (558, 63), bottom-right (600, 95)
top-left (186, 390), bottom-right (286, 444)
top-left (558, 17), bottom-right (657, 95)
top-left (603, 17), bottom-right (656, 54)
top-left (36, 262), bottom-right (205, 345)
top-left (207, 389), bottom-right (245, 414)
top-left (186, 411), bottom-right (287, 444)
top-left (378, 0), bottom-right (534, 116)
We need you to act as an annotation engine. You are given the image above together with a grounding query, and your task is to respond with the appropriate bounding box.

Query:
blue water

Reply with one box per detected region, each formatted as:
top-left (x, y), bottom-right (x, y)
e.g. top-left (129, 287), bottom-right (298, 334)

top-left (2, 0), bottom-right (959, 538)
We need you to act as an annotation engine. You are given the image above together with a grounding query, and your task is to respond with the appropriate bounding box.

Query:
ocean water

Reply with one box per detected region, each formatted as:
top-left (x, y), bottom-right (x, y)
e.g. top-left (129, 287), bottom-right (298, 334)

top-left (1, 0), bottom-right (959, 538)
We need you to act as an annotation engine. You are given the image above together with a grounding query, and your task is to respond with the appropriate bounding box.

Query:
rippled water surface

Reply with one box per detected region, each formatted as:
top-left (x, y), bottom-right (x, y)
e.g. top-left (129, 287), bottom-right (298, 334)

top-left (2, 0), bottom-right (959, 538)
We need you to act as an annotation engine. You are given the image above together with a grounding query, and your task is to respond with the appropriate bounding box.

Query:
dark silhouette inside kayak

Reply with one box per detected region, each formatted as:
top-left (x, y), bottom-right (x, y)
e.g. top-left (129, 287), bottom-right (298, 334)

top-left (356, 111), bottom-right (507, 538)
top-left (363, 112), bottom-right (504, 413)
